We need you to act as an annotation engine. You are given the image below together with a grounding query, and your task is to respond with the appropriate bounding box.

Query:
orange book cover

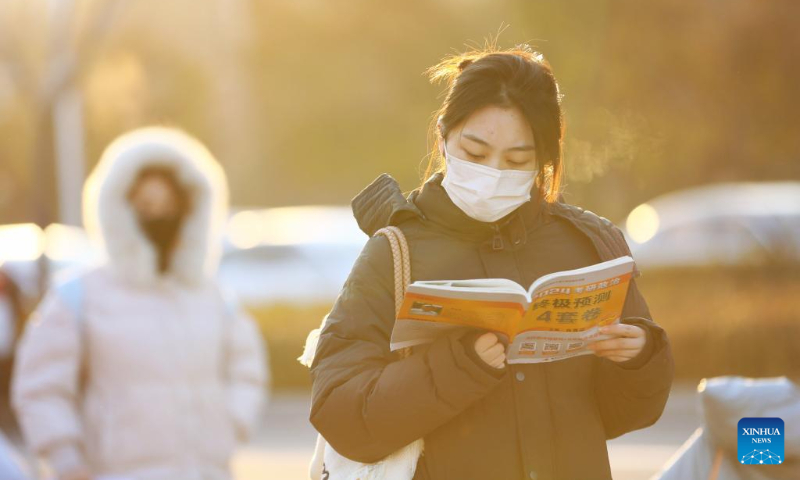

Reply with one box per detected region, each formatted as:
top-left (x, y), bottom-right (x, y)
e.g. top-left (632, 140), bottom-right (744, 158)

top-left (391, 256), bottom-right (636, 364)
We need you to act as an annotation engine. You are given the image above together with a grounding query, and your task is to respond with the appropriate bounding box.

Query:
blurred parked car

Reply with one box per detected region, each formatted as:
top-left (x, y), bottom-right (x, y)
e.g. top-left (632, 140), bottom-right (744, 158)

top-left (219, 205), bottom-right (367, 305)
top-left (622, 182), bottom-right (800, 269)
top-left (0, 222), bottom-right (100, 301)
top-left (0, 205), bottom-right (368, 306)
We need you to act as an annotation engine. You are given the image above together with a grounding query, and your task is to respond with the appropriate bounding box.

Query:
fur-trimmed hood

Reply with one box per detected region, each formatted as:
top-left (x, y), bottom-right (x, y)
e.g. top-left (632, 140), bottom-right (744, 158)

top-left (83, 127), bottom-right (229, 288)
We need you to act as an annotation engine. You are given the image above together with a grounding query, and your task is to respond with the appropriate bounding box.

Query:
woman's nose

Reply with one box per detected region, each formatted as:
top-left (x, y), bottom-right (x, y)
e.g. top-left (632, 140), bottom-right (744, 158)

top-left (484, 156), bottom-right (505, 170)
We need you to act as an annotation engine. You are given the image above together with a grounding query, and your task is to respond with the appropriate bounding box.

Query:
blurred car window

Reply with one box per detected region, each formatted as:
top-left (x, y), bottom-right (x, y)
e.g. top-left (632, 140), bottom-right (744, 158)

top-left (624, 182), bottom-right (800, 269)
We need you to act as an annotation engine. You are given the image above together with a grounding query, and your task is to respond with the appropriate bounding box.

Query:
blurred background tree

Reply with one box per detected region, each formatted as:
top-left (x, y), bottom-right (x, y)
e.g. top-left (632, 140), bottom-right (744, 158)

top-left (2, 0), bottom-right (798, 225)
top-left (1, 0), bottom-right (799, 387)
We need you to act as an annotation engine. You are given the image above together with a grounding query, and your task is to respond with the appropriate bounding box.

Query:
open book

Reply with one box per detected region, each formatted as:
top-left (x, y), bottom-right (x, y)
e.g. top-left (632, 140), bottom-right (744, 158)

top-left (390, 256), bottom-right (636, 364)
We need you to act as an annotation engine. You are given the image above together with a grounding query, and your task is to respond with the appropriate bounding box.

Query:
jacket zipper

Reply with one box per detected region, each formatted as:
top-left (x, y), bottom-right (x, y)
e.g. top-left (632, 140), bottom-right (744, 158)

top-left (492, 223), bottom-right (504, 250)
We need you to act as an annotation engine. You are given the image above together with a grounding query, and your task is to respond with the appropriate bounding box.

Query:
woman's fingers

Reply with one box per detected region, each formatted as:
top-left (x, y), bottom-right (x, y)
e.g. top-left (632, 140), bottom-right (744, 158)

top-left (485, 342), bottom-right (506, 366)
top-left (486, 349), bottom-right (507, 368)
top-left (599, 324), bottom-right (644, 338)
top-left (474, 332), bottom-right (499, 353)
top-left (588, 325), bottom-right (646, 352)
top-left (587, 324), bottom-right (647, 362)
top-left (485, 342), bottom-right (505, 356)
top-left (473, 332), bottom-right (507, 368)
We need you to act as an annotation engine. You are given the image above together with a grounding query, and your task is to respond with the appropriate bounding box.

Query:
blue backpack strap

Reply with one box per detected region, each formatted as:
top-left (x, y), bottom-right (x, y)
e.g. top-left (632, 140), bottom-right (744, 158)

top-left (52, 271), bottom-right (89, 385)
top-left (53, 274), bottom-right (85, 319)
top-left (216, 286), bottom-right (241, 379)
top-left (216, 285), bottom-right (242, 320)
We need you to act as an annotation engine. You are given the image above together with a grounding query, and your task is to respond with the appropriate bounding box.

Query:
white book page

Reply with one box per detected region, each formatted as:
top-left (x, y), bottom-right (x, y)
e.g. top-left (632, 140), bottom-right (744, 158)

top-left (525, 256), bottom-right (635, 300)
top-left (405, 281), bottom-right (529, 306)
top-left (413, 278), bottom-right (527, 294)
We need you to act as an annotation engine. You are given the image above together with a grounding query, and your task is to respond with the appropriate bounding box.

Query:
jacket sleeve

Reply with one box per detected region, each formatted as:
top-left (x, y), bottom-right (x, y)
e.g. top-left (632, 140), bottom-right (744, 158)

top-left (309, 235), bottom-right (506, 463)
top-left (11, 290), bottom-right (88, 476)
top-left (224, 300), bottom-right (268, 442)
top-left (593, 274), bottom-right (675, 439)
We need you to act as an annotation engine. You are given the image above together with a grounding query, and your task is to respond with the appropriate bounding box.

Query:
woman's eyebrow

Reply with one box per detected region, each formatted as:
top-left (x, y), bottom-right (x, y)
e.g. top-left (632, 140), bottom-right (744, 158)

top-left (462, 133), bottom-right (535, 152)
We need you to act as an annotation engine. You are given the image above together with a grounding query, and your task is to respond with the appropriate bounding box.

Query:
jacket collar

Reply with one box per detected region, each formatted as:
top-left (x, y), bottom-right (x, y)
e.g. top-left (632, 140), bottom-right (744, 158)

top-left (351, 172), bottom-right (640, 272)
top-left (412, 172), bottom-right (545, 247)
top-left (351, 173), bottom-right (424, 237)
top-left (352, 172), bottom-right (545, 248)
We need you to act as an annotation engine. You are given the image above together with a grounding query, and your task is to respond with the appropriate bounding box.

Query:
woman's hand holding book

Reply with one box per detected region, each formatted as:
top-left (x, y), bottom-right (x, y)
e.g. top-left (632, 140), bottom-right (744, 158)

top-left (473, 332), bottom-right (507, 369)
top-left (586, 323), bottom-right (646, 363)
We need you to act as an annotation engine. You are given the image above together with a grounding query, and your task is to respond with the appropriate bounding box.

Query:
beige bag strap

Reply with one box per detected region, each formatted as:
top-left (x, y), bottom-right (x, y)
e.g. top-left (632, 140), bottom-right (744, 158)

top-left (707, 447), bottom-right (724, 480)
top-left (374, 226), bottom-right (412, 359)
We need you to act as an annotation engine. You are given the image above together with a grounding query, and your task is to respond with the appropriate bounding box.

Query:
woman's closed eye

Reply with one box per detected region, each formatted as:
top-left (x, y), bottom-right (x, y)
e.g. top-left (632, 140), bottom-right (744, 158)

top-left (507, 158), bottom-right (533, 166)
top-left (465, 150), bottom-right (485, 160)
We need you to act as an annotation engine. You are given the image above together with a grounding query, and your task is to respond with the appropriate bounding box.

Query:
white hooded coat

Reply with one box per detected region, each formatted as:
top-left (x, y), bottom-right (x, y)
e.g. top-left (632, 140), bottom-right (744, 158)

top-left (11, 127), bottom-right (268, 480)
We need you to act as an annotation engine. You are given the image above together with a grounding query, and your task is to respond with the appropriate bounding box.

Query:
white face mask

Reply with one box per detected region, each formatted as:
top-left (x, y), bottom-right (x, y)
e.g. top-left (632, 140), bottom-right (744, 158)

top-left (440, 138), bottom-right (537, 223)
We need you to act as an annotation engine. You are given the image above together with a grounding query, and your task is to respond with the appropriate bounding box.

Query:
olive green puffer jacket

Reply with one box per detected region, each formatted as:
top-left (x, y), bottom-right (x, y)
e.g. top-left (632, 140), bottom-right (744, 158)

top-left (310, 173), bottom-right (674, 480)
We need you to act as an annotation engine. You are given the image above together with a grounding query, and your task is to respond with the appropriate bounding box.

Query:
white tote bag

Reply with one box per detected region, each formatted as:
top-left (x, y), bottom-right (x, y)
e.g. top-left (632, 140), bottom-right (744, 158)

top-left (298, 226), bottom-right (424, 480)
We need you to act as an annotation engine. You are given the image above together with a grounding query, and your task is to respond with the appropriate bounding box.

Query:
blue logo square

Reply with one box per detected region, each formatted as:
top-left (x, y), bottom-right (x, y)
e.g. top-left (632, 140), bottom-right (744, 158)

top-left (738, 417), bottom-right (784, 465)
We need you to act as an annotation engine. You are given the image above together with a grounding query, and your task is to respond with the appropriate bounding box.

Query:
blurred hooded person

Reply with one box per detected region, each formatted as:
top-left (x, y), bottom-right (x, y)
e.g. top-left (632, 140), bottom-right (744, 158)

top-left (11, 127), bottom-right (269, 480)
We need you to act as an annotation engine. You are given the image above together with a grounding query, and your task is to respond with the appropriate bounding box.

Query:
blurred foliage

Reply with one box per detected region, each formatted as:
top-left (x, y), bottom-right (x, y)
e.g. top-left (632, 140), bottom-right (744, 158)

top-left (2, 1), bottom-right (799, 389)
top-left (248, 265), bottom-right (800, 392)
top-left (246, 303), bottom-right (329, 391)
top-left (640, 265), bottom-right (800, 380)
top-left (1, 0), bottom-right (799, 224)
